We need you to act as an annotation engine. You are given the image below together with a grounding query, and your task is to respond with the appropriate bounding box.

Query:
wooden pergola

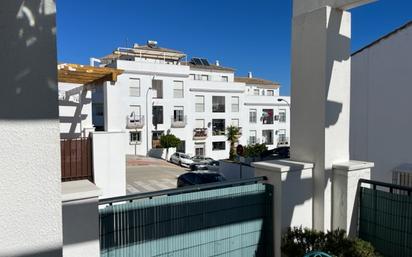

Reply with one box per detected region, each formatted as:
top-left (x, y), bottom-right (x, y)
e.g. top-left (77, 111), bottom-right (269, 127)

top-left (57, 63), bottom-right (123, 85)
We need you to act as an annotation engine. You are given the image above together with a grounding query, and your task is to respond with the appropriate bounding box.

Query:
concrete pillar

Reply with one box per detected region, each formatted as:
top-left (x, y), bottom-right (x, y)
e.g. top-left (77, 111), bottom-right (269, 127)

top-left (0, 1), bottom-right (63, 256)
top-left (92, 131), bottom-right (127, 198)
top-left (62, 180), bottom-right (102, 257)
top-left (253, 160), bottom-right (314, 257)
top-left (332, 161), bottom-right (373, 236)
top-left (103, 81), bottom-right (125, 132)
top-left (291, 0), bottom-right (376, 231)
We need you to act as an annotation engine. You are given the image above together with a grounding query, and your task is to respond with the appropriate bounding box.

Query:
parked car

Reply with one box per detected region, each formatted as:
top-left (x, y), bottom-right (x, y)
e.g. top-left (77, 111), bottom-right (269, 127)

top-left (189, 156), bottom-right (214, 171)
top-left (191, 156), bottom-right (214, 163)
top-left (177, 172), bottom-right (226, 187)
top-left (274, 146), bottom-right (290, 158)
top-left (170, 152), bottom-right (193, 167)
top-left (207, 160), bottom-right (220, 172)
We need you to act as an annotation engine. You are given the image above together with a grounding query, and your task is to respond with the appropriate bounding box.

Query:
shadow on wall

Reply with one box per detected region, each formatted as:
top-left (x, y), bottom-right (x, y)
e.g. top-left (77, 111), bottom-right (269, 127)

top-left (324, 8), bottom-right (350, 128)
top-left (0, 0), bottom-right (58, 120)
top-left (59, 88), bottom-right (92, 139)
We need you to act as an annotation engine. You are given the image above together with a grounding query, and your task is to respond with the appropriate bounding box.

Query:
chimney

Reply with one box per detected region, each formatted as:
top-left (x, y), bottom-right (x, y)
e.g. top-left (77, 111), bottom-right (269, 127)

top-left (215, 60), bottom-right (220, 66)
top-left (248, 72), bottom-right (253, 78)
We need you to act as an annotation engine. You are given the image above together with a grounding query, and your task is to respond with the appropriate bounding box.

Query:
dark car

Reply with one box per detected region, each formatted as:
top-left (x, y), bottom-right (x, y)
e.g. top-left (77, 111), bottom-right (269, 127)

top-left (274, 146), bottom-right (290, 158)
top-left (177, 172), bottom-right (226, 187)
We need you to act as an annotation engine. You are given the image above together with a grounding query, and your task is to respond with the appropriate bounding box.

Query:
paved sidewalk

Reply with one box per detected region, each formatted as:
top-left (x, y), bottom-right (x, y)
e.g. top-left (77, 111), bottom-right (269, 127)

top-left (126, 155), bottom-right (187, 194)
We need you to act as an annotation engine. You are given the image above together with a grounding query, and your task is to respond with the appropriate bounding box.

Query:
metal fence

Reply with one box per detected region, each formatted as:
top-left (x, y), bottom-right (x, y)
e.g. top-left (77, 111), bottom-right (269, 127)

top-left (60, 137), bottom-right (93, 182)
top-left (99, 177), bottom-right (273, 257)
top-left (358, 179), bottom-right (412, 257)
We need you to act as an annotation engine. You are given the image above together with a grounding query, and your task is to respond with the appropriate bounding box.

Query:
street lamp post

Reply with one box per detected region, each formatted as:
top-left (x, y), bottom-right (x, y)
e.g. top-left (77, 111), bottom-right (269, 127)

top-left (146, 87), bottom-right (153, 156)
top-left (277, 98), bottom-right (290, 108)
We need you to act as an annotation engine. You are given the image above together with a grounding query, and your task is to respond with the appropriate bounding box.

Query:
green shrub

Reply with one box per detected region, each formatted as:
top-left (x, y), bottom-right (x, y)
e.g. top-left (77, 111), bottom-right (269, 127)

top-left (281, 227), bottom-right (381, 257)
top-left (243, 143), bottom-right (267, 158)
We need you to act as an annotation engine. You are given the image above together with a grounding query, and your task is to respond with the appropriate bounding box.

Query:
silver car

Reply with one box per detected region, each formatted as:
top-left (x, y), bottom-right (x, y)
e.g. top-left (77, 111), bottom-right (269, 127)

top-left (170, 152), bottom-right (193, 167)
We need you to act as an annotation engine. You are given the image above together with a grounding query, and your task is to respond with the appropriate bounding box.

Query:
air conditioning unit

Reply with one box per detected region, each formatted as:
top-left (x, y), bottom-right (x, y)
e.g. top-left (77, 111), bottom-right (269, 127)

top-left (392, 164), bottom-right (412, 187)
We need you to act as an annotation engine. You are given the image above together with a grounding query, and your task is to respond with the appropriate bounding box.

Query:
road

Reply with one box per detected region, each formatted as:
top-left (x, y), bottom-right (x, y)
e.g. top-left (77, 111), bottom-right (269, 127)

top-left (126, 155), bottom-right (188, 194)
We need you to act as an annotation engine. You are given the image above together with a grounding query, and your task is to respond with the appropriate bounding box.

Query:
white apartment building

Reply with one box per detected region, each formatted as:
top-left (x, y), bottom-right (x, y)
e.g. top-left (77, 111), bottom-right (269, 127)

top-left (91, 41), bottom-right (290, 160)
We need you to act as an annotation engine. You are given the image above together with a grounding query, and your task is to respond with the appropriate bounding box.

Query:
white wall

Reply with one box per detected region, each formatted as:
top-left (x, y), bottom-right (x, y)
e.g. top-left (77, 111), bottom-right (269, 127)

top-left (62, 180), bottom-right (101, 257)
top-left (0, 1), bottom-right (63, 257)
top-left (58, 83), bottom-right (94, 139)
top-left (351, 23), bottom-right (412, 182)
top-left (92, 131), bottom-right (127, 198)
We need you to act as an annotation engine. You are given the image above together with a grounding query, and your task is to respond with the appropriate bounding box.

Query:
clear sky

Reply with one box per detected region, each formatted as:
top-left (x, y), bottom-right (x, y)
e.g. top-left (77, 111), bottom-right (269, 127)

top-left (56, 0), bottom-right (412, 96)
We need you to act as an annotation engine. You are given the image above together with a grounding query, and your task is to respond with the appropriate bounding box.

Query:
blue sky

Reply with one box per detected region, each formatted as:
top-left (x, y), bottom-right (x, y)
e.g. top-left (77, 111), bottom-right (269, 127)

top-left (56, 0), bottom-right (412, 96)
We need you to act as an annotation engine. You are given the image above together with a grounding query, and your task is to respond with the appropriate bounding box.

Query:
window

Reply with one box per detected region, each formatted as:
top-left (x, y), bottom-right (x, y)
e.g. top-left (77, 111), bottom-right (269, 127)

top-left (212, 141), bottom-right (226, 151)
top-left (173, 106), bottom-right (184, 122)
top-left (195, 143), bottom-right (205, 156)
top-left (212, 96), bottom-right (225, 112)
top-left (176, 140), bottom-right (186, 153)
top-left (152, 79), bottom-right (163, 98)
top-left (267, 90), bottom-right (274, 96)
top-left (129, 78), bottom-right (140, 96)
top-left (249, 130), bottom-right (257, 145)
top-left (195, 119), bottom-right (205, 129)
top-left (129, 105), bottom-right (141, 121)
top-left (278, 129), bottom-right (287, 143)
top-left (152, 106), bottom-right (163, 125)
top-left (130, 131), bottom-right (141, 144)
top-left (173, 81), bottom-right (184, 98)
top-left (212, 119), bottom-right (225, 136)
top-left (231, 96), bottom-right (239, 112)
top-left (262, 109), bottom-right (274, 124)
top-left (231, 119), bottom-right (239, 127)
top-left (221, 76), bottom-right (228, 82)
top-left (201, 74), bottom-right (209, 81)
top-left (195, 95), bottom-right (205, 112)
top-left (249, 109), bottom-right (257, 123)
top-left (262, 130), bottom-right (274, 145)
top-left (279, 109), bottom-right (287, 123)
top-left (253, 89), bottom-right (259, 96)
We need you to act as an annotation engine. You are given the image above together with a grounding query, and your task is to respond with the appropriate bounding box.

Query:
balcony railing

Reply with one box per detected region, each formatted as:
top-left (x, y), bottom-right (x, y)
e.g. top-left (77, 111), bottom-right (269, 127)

top-left (193, 128), bottom-right (208, 140)
top-left (277, 136), bottom-right (289, 146)
top-left (262, 116), bottom-right (274, 125)
top-left (171, 115), bottom-right (187, 128)
top-left (126, 115), bottom-right (144, 129)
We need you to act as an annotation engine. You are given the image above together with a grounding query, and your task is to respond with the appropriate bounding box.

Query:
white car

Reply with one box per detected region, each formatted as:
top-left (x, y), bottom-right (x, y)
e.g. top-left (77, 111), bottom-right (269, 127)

top-left (170, 152), bottom-right (193, 167)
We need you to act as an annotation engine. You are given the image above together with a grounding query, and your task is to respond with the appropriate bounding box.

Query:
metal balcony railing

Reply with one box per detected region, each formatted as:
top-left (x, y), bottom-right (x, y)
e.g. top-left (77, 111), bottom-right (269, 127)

top-left (171, 115), bottom-right (187, 128)
top-left (193, 128), bottom-right (208, 140)
top-left (277, 137), bottom-right (289, 146)
top-left (126, 114), bottom-right (144, 129)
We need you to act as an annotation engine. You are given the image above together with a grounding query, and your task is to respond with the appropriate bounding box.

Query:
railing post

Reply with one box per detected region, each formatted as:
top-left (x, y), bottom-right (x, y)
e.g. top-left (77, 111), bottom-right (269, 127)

top-left (252, 160), bottom-right (314, 257)
top-left (332, 161), bottom-right (374, 236)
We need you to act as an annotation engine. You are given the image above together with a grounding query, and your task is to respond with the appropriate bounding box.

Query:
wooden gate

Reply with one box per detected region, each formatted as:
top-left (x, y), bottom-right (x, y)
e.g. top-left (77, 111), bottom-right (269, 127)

top-left (60, 137), bottom-right (93, 182)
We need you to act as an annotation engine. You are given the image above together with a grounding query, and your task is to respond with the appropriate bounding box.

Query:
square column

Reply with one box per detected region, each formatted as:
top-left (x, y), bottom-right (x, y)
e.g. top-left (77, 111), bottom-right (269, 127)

top-left (291, 5), bottom-right (352, 231)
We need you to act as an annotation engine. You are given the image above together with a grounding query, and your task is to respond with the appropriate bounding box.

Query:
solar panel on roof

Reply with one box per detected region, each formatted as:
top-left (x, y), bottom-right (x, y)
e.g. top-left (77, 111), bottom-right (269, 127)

top-left (200, 59), bottom-right (210, 66)
top-left (191, 58), bottom-right (203, 65)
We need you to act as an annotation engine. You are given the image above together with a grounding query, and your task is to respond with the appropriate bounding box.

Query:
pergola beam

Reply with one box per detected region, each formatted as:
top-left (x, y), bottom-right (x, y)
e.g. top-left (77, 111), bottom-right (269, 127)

top-left (57, 63), bottom-right (123, 85)
top-left (293, 0), bottom-right (377, 17)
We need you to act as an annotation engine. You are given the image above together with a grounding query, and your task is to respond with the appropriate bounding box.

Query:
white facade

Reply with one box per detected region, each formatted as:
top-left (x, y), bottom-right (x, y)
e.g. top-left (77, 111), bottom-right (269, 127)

top-left (92, 43), bottom-right (290, 160)
top-left (58, 82), bottom-right (94, 139)
top-left (351, 21), bottom-right (412, 182)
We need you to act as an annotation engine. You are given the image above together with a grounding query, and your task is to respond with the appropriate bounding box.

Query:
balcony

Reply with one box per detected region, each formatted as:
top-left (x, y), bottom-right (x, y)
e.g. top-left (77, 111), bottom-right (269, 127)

top-left (193, 128), bottom-right (208, 140)
top-left (126, 115), bottom-right (144, 129)
top-left (277, 136), bottom-right (289, 146)
top-left (171, 115), bottom-right (187, 128)
top-left (261, 116), bottom-right (274, 125)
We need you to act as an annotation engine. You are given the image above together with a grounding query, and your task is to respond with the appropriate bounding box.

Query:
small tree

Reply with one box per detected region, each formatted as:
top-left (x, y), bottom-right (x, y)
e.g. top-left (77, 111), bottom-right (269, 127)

top-left (160, 134), bottom-right (181, 160)
top-left (226, 126), bottom-right (240, 161)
